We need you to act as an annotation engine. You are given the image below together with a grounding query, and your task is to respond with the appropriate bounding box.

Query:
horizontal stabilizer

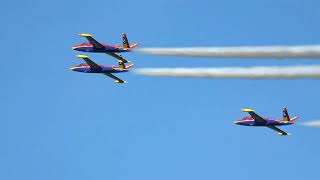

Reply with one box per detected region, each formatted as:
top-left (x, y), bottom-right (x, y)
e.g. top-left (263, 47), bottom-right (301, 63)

top-left (79, 33), bottom-right (92, 37)
top-left (242, 108), bottom-right (254, 112)
top-left (130, 42), bottom-right (140, 49)
top-left (290, 115), bottom-right (299, 122)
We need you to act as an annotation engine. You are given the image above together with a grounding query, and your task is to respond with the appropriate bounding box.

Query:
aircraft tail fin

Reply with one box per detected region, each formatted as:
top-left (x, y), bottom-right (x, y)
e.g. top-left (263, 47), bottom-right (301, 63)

top-left (117, 55), bottom-right (135, 69)
top-left (118, 61), bottom-right (135, 70)
top-left (122, 33), bottom-right (130, 48)
top-left (118, 61), bottom-right (125, 69)
top-left (282, 107), bottom-right (290, 122)
top-left (118, 55), bottom-right (126, 69)
top-left (279, 107), bottom-right (299, 123)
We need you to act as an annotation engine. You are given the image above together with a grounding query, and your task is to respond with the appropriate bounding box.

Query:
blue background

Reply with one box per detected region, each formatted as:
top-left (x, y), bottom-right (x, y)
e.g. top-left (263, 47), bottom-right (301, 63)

top-left (1, 0), bottom-right (320, 180)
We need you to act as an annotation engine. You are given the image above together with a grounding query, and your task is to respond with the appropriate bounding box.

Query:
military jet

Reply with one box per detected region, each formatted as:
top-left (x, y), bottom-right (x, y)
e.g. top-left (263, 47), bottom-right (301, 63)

top-left (72, 33), bottom-right (139, 63)
top-left (69, 55), bottom-right (134, 83)
top-left (234, 108), bottom-right (299, 136)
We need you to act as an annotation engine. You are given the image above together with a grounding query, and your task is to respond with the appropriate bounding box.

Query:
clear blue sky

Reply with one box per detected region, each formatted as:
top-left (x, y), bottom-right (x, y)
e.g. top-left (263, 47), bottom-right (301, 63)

top-left (1, 0), bottom-right (320, 180)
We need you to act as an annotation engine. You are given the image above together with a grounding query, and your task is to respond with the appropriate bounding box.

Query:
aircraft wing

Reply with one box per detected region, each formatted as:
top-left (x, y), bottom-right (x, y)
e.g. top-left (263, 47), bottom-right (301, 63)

top-left (242, 109), bottom-right (266, 123)
top-left (103, 73), bottom-right (126, 83)
top-left (79, 33), bottom-right (104, 49)
top-left (76, 55), bottom-right (102, 71)
top-left (105, 52), bottom-right (129, 63)
top-left (267, 125), bottom-right (289, 136)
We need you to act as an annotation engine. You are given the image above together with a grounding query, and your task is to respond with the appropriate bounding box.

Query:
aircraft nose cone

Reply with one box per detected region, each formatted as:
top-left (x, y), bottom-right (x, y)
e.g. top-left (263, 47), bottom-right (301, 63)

top-left (69, 67), bottom-right (76, 71)
top-left (71, 46), bottom-right (77, 50)
top-left (233, 121), bottom-right (239, 124)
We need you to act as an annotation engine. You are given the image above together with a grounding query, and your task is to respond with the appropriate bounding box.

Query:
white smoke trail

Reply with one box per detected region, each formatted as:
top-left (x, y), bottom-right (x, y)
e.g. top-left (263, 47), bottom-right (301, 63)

top-left (135, 45), bottom-right (320, 59)
top-left (300, 121), bottom-right (320, 127)
top-left (135, 65), bottom-right (320, 79)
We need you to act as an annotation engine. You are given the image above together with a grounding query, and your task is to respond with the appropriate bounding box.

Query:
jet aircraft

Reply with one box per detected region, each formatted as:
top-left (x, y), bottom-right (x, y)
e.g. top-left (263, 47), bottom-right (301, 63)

top-left (69, 55), bottom-right (134, 83)
top-left (72, 33), bottom-right (139, 63)
top-left (234, 108), bottom-right (299, 136)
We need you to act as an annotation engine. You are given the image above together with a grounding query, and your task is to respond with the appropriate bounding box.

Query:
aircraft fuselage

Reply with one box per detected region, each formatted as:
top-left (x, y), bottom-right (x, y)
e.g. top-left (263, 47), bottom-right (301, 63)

top-left (72, 44), bottom-right (129, 53)
top-left (234, 117), bottom-right (294, 126)
top-left (69, 65), bottom-right (130, 74)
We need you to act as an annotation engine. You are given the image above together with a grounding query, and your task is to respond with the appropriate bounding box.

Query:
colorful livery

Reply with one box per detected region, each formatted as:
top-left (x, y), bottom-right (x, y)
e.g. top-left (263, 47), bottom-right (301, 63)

top-left (72, 33), bottom-right (139, 63)
top-left (69, 55), bottom-right (134, 83)
top-left (234, 108), bottom-right (299, 136)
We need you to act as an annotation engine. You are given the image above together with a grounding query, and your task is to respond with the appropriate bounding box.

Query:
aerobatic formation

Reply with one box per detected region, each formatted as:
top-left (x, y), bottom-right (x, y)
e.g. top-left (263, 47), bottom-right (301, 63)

top-left (69, 34), bottom-right (313, 136)
top-left (71, 33), bottom-right (139, 83)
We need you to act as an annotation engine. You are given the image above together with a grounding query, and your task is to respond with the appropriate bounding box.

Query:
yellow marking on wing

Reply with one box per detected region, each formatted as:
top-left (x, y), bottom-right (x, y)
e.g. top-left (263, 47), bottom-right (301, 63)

top-left (277, 133), bottom-right (289, 136)
top-left (241, 108), bottom-right (254, 112)
top-left (78, 33), bottom-right (92, 37)
top-left (76, 54), bottom-right (89, 58)
top-left (114, 80), bottom-right (127, 84)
